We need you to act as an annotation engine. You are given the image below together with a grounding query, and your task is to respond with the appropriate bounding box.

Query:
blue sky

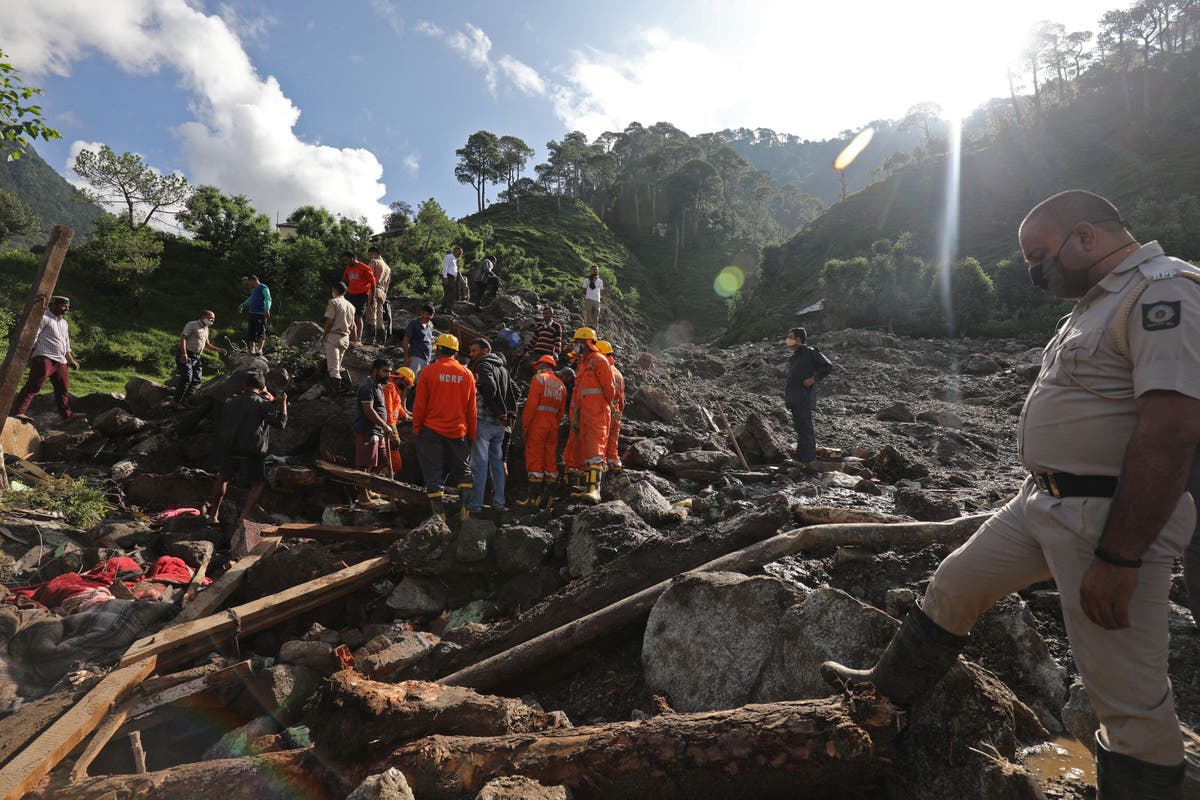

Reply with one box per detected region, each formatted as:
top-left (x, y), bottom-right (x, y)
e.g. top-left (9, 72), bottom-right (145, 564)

top-left (3, 0), bottom-right (1107, 226)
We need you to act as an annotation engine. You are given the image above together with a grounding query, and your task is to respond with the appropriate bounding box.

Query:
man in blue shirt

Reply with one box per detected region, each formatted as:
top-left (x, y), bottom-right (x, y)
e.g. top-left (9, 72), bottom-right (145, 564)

top-left (237, 275), bottom-right (272, 354)
top-left (402, 303), bottom-right (436, 380)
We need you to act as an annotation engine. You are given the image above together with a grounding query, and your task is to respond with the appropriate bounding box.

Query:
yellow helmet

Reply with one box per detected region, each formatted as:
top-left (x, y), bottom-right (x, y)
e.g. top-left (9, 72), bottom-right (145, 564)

top-left (572, 326), bottom-right (597, 342)
top-left (596, 340), bottom-right (613, 355)
top-left (435, 333), bottom-right (460, 351)
top-left (393, 366), bottom-right (416, 383)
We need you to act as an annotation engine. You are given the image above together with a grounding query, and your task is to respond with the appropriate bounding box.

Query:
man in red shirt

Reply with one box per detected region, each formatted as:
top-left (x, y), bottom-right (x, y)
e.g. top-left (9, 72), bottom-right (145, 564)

top-left (412, 333), bottom-right (477, 521)
top-left (341, 251), bottom-right (377, 346)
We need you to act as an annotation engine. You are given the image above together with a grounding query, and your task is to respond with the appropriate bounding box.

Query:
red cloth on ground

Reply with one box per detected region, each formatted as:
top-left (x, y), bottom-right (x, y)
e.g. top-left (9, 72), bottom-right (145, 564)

top-left (12, 573), bottom-right (110, 608)
top-left (86, 556), bottom-right (144, 583)
top-left (143, 556), bottom-right (197, 585)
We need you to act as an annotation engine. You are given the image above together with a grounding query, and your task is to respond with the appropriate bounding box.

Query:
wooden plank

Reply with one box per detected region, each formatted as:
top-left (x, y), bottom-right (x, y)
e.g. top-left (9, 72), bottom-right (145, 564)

top-left (314, 459), bottom-right (428, 506)
top-left (172, 538), bottom-right (279, 625)
top-left (0, 656), bottom-right (155, 800)
top-left (128, 732), bottom-right (146, 774)
top-left (118, 556), bottom-right (392, 670)
top-left (112, 661), bottom-right (253, 738)
top-left (0, 225), bottom-right (73, 450)
top-left (66, 704), bottom-right (133, 783)
top-left (179, 547), bottom-right (212, 608)
top-left (260, 523), bottom-right (402, 543)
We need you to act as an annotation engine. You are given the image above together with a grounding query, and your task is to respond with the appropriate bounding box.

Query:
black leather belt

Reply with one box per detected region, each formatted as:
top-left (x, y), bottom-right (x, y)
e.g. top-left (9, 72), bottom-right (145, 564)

top-left (1031, 472), bottom-right (1118, 498)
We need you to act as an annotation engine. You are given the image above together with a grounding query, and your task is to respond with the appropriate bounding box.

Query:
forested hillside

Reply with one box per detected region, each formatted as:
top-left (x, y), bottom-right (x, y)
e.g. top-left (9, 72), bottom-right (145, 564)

top-left (724, 10), bottom-right (1200, 344)
top-left (0, 147), bottom-right (103, 247)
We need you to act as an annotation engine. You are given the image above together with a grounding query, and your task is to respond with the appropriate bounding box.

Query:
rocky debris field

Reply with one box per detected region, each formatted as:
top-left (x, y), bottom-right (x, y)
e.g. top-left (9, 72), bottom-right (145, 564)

top-left (0, 292), bottom-right (1197, 799)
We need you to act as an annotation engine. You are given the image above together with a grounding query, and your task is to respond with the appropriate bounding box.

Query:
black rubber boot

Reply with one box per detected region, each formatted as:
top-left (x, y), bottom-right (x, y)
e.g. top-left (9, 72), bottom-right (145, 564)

top-left (1095, 731), bottom-right (1185, 799)
top-left (819, 605), bottom-right (969, 706)
top-left (427, 492), bottom-right (446, 522)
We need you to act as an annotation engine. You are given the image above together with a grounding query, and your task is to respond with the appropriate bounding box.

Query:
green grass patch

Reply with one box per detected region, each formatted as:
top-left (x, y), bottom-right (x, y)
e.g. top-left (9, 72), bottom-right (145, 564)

top-left (3, 475), bottom-right (111, 529)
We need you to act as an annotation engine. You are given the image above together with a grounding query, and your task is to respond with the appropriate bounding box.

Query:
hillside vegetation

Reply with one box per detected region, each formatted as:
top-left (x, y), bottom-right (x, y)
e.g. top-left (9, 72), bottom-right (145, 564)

top-left (0, 147), bottom-right (103, 248)
top-left (725, 36), bottom-right (1200, 343)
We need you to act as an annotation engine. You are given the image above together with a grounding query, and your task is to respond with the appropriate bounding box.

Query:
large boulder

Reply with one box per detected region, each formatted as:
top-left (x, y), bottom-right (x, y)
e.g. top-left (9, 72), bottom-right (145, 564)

top-left (280, 321), bottom-right (323, 347)
top-left (601, 472), bottom-right (681, 525)
top-left (246, 663), bottom-right (323, 727)
top-left (642, 571), bottom-right (801, 711)
top-left (270, 395), bottom-right (357, 457)
top-left (123, 468), bottom-right (213, 508)
top-left (90, 408), bottom-right (145, 437)
top-left (386, 576), bottom-right (448, 617)
top-left (71, 392), bottom-right (127, 418)
top-left (123, 376), bottom-right (174, 419)
top-left (621, 437), bottom-right (670, 470)
top-left (196, 365), bottom-right (289, 408)
top-left (566, 500), bottom-right (656, 578)
top-left (894, 487), bottom-right (960, 521)
top-left (659, 449), bottom-right (734, 481)
top-left (492, 525), bottom-right (554, 573)
top-left (753, 588), bottom-right (898, 701)
top-left (475, 777), bottom-right (568, 800)
top-left (735, 413), bottom-right (787, 464)
top-left (630, 386), bottom-right (678, 422)
top-left (0, 416), bottom-right (41, 458)
top-left (865, 444), bottom-right (929, 481)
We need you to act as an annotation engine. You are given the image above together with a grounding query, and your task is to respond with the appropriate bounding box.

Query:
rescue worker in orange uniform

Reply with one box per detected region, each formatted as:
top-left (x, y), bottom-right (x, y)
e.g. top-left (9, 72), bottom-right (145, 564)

top-left (567, 327), bottom-right (615, 503)
top-left (517, 355), bottom-right (566, 508)
top-left (597, 341), bottom-right (625, 473)
top-left (412, 334), bottom-right (476, 521)
top-left (382, 367), bottom-right (414, 476)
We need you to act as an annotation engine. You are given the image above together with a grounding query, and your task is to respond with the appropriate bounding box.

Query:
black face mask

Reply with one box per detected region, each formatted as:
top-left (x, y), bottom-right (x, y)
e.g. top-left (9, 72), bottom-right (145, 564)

top-left (588, 277), bottom-right (597, 289)
top-left (1028, 220), bottom-right (1130, 299)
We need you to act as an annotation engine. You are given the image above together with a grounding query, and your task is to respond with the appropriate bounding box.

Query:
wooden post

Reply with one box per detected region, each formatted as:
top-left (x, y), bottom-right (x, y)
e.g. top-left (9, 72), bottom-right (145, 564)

top-left (714, 401), bottom-right (750, 471)
top-left (127, 732), bottom-right (147, 774)
top-left (0, 225), bottom-right (74, 451)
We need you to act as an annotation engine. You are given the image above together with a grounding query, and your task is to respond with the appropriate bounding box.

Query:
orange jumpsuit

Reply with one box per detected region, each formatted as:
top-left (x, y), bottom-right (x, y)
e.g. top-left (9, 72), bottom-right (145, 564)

top-left (522, 369), bottom-right (566, 479)
top-left (571, 347), bottom-right (615, 468)
top-left (382, 381), bottom-right (409, 474)
top-left (604, 358), bottom-right (624, 468)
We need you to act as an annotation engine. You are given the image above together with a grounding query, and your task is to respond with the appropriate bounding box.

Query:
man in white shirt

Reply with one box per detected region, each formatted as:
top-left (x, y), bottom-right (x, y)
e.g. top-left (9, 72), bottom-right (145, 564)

top-left (321, 282), bottom-right (358, 390)
top-left (11, 296), bottom-right (79, 420)
top-left (582, 265), bottom-right (603, 329)
top-left (440, 246), bottom-right (463, 313)
top-left (176, 310), bottom-right (227, 404)
top-left (366, 245), bottom-right (392, 344)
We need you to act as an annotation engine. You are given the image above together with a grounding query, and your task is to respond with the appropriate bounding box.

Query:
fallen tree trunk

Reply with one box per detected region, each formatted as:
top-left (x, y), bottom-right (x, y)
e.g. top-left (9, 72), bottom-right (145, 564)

top-left (314, 460), bottom-right (428, 510)
top-left (261, 523), bottom-right (403, 544)
top-left (376, 695), bottom-right (901, 800)
top-left (440, 513), bottom-right (992, 690)
top-left (306, 672), bottom-right (569, 759)
top-left (26, 749), bottom-right (355, 800)
top-left (35, 696), bottom-right (899, 800)
top-left (410, 501), bottom-right (792, 680)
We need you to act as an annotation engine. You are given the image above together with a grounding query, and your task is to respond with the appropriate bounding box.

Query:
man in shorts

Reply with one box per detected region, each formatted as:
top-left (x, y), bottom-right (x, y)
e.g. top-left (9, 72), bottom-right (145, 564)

top-left (206, 372), bottom-right (287, 525)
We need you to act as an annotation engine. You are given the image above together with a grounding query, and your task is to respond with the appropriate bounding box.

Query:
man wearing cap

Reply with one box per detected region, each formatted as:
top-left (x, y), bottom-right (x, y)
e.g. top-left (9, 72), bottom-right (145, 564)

top-left (597, 341), bottom-right (625, 473)
top-left (821, 190), bottom-right (1200, 798)
top-left (353, 358), bottom-right (401, 503)
top-left (322, 282), bottom-right (357, 391)
top-left (518, 354), bottom-right (566, 508)
top-left (412, 333), bottom-right (476, 521)
top-left (366, 246), bottom-right (392, 344)
top-left (12, 296), bottom-right (79, 421)
top-left (341, 251), bottom-right (377, 346)
top-left (206, 372), bottom-right (287, 526)
top-left (581, 265), bottom-right (603, 329)
top-left (176, 310), bottom-right (227, 405)
top-left (238, 275), bottom-right (272, 354)
top-left (566, 326), bottom-right (615, 503)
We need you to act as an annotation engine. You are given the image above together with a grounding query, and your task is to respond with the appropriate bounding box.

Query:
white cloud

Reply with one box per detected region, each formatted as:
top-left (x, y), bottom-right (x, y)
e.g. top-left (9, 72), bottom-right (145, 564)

top-left (498, 55), bottom-right (545, 96)
top-left (418, 20), bottom-right (546, 98)
top-left (402, 153), bottom-right (420, 176)
top-left (217, 3), bottom-right (276, 46)
top-left (1, 0), bottom-right (389, 228)
top-left (368, 0), bottom-right (404, 35)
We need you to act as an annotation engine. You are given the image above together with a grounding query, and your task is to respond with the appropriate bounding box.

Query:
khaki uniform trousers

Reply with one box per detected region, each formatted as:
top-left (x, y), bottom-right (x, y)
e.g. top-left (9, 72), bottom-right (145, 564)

top-left (324, 332), bottom-right (350, 378)
top-left (583, 298), bottom-right (600, 329)
top-left (922, 478), bottom-right (1194, 766)
top-left (368, 287), bottom-right (387, 329)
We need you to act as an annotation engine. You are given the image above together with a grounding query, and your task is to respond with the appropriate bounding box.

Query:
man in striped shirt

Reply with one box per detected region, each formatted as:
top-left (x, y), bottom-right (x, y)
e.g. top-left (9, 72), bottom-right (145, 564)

top-left (524, 306), bottom-right (563, 372)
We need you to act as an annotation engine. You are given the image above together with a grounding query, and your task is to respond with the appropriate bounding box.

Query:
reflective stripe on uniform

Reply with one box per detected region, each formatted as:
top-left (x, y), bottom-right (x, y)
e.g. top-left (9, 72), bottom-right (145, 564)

top-left (536, 405), bottom-right (559, 413)
top-left (580, 388), bottom-right (604, 395)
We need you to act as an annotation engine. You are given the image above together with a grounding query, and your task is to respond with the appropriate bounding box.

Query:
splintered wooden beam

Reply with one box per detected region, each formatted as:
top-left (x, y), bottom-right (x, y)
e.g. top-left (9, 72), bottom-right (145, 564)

top-left (314, 460), bottom-right (428, 506)
top-left (119, 556), bottom-right (392, 671)
top-left (113, 660), bottom-right (253, 738)
top-left (0, 656), bottom-right (155, 800)
top-left (173, 538), bottom-right (279, 624)
top-left (261, 523), bottom-right (403, 543)
top-left (0, 225), bottom-right (73, 452)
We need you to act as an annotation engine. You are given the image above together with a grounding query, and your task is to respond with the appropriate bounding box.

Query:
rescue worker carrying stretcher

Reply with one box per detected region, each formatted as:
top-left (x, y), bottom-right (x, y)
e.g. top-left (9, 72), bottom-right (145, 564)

top-left (412, 334), bottom-right (476, 521)
top-left (565, 327), bottom-right (615, 504)
top-left (517, 354), bottom-right (567, 508)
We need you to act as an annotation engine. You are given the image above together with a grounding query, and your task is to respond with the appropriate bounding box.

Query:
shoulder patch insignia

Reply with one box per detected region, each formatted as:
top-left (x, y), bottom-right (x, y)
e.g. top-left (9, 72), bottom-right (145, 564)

top-left (1142, 300), bottom-right (1181, 331)
top-left (1148, 269), bottom-right (1178, 280)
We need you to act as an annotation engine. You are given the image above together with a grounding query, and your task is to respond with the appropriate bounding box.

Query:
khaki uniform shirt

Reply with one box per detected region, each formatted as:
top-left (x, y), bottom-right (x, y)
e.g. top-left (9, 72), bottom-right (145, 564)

top-left (325, 296), bottom-right (356, 336)
top-left (1019, 241), bottom-right (1200, 476)
top-left (370, 257), bottom-right (391, 295)
top-left (181, 320), bottom-right (210, 355)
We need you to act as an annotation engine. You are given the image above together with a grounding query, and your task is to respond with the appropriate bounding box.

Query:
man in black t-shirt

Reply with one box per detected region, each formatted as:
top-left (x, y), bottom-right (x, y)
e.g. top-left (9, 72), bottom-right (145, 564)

top-left (354, 358), bottom-right (400, 502)
top-left (206, 372), bottom-right (287, 525)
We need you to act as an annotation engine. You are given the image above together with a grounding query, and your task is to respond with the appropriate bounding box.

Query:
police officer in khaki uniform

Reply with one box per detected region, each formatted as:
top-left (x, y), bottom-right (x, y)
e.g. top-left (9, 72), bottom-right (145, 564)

top-left (823, 190), bottom-right (1200, 799)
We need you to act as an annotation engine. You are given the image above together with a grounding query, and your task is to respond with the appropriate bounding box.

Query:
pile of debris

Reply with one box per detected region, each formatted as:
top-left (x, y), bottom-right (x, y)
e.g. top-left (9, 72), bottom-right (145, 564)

top-left (0, 290), bottom-right (1197, 799)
